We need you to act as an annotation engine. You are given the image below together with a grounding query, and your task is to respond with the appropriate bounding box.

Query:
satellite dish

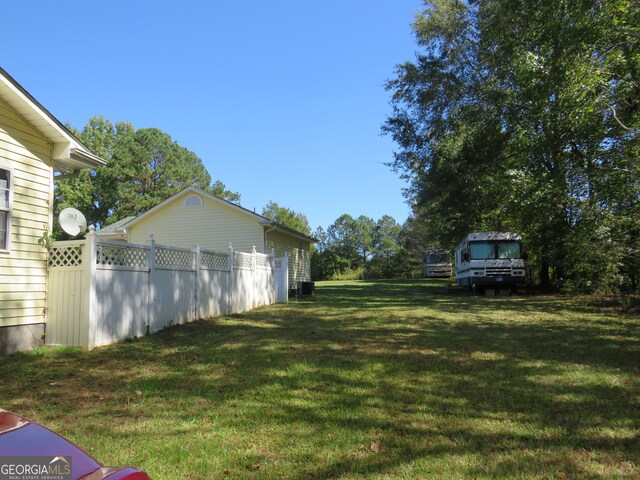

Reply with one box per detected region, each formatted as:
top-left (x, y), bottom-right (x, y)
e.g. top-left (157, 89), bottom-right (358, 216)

top-left (59, 208), bottom-right (87, 237)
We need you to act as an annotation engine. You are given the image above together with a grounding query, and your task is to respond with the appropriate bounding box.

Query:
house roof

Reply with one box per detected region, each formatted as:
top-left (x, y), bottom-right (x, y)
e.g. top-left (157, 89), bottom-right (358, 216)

top-left (0, 67), bottom-right (106, 171)
top-left (118, 186), bottom-right (318, 243)
top-left (96, 216), bottom-right (136, 235)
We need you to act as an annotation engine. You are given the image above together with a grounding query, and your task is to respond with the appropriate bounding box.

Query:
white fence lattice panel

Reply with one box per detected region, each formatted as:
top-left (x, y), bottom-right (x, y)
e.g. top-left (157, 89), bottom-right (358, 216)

top-left (201, 250), bottom-right (229, 271)
top-left (156, 247), bottom-right (195, 268)
top-left (48, 244), bottom-right (84, 268)
top-left (234, 252), bottom-right (254, 270)
top-left (256, 254), bottom-right (272, 270)
top-left (97, 243), bottom-right (147, 268)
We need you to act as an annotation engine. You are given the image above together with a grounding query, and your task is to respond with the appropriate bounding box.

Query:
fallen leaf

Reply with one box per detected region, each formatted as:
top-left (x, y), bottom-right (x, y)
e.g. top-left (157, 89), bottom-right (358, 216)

top-left (370, 442), bottom-right (380, 453)
top-left (252, 463), bottom-right (261, 469)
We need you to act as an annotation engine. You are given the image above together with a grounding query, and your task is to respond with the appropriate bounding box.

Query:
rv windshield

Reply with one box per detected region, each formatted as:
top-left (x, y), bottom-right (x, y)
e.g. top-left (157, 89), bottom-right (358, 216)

top-left (469, 241), bottom-right (522, 260)
top-left (469, 242), bottom-right (494, 260)
top-left (497, 241), bottom-right (521, 259)
top-left (427, 251), bottom-right (450, 264)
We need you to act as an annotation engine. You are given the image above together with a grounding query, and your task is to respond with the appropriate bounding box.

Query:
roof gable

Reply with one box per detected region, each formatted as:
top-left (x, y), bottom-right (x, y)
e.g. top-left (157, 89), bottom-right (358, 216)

top-left (124, 187), bottom-right (317, 243)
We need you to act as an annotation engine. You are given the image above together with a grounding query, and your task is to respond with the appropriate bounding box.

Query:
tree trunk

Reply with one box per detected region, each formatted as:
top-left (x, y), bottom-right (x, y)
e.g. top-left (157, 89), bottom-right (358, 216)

top-left (540, 258), bottom-right (551, 290)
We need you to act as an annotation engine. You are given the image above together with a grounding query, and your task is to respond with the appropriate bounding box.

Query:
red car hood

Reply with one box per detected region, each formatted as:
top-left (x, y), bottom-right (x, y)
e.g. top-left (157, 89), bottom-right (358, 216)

top-left (0, 410), bottom-right (150, 480)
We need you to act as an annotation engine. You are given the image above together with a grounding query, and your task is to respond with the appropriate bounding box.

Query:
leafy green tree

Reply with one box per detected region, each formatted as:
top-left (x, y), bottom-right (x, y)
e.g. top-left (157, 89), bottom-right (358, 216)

top-left (54, 116), bottom-right (134, 234)
top-left (354, 215), bottom-right (376, 265)
top-left (326, 214), bottom-right (360, 269)
top-left (368, 215), bottom-right (406, 278)
top-left (311, 226), bottom-right (351, 280)
top-left (261, 201), bottom-right (311, 235)
top-left (384, 0), bottom-right (639, 293)
top-left (311, 214), bottom-right (411, 280)
top-left (103, 127), bottom-right (217, 221)
top-left (54, 116), bottom-right (240, 232)
top-left (401, 208), bottom-right (433, 276)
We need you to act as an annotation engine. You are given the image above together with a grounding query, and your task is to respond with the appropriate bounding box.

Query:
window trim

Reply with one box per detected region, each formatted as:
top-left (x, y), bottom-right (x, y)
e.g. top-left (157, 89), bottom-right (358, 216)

top-left (0, 165), bottom-right (13, 254)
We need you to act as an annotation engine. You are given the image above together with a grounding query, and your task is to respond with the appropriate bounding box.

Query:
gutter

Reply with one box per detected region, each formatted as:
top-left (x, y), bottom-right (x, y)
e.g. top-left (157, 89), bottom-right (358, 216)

top-left (258, 219), bottom-right (318, 243)
top-left (70, 147), bottom-right (107, 167)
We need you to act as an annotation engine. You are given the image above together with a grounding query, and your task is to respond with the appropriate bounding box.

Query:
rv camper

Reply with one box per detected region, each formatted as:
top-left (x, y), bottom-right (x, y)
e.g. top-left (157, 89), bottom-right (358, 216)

top-left (455, 232), bottom-right (525, 292)
top-left (422, 249), bottom-right (452, 278)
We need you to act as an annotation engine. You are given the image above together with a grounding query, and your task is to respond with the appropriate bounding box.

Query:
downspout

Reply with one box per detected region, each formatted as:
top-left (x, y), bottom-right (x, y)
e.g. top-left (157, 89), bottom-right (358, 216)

top-left (263, 223), bottom-right (277, 253)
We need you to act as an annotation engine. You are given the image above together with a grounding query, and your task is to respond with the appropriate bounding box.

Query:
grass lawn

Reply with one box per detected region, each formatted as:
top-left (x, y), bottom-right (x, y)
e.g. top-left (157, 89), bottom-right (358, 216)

top-left (1, 279), bottom-right (639, 479)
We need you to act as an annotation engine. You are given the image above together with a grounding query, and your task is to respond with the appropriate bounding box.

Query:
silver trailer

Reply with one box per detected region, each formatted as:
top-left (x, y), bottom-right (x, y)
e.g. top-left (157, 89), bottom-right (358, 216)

top-left (455, 232), bottom-right (525, 292)
top-left (422, 249), bottom-right (452, 278)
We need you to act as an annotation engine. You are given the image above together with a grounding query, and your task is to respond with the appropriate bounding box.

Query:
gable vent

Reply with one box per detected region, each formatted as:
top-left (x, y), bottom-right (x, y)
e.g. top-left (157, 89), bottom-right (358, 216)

top-left (184, 194), bottom-right (203, 207)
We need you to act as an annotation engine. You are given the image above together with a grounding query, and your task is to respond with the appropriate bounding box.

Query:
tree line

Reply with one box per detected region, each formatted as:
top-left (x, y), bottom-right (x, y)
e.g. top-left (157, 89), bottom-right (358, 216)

top-left (311, 214), bottom-right (409, 280)
top-left (383, 0), bottom-right (639, 293)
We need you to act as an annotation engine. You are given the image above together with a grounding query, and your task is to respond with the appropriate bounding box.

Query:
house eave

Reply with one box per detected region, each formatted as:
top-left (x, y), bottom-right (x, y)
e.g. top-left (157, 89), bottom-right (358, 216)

top-left (0, 67), bottom-right (106, 171)
top-left (259, 220), bottom-right (318, 243)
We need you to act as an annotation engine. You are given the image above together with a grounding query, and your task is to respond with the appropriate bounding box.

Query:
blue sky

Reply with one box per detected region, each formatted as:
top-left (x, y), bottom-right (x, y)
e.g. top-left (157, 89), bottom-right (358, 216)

top-left (2, 1), bottom-right (423, 231)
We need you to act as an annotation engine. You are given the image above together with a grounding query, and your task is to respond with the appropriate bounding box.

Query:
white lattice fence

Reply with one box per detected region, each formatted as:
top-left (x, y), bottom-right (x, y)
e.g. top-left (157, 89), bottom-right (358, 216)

top-left (256, 253), bottom-right (272, 270)
top-left (48, 242), bottom-right (84, 268)
top-left (201, 250), bottom-right (229, 271)
top-left (234, 251), bottom-right (254, 270)
top-left (46, 233), bottom-right (286, 350)
top-left (97, 242), bottom-right (148, 268)
top-left (156, 245), bottom-right (195, 269)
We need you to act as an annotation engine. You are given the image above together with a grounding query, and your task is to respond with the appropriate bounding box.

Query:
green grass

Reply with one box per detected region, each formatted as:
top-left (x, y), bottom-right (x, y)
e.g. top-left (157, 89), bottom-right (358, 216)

top-left (2, 279), bottom-right (639, 479)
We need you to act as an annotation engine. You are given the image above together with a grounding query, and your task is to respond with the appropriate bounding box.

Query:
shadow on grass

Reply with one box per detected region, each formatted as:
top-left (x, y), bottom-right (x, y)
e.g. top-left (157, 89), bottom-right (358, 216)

top-left (1, 279), bottom-right (639, 479)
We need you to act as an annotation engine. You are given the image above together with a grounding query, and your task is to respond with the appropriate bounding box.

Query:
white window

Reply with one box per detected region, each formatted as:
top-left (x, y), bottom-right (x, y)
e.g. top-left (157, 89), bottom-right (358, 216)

top-left (0, 168), bottom-right (12, 252)
top-left (184, 194), bottom-right (203, 208)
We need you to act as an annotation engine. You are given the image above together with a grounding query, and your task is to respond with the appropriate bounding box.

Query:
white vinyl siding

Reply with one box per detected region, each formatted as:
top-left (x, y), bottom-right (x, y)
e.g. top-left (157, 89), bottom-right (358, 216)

top-left (0, 97), bottom-right (53, 328)
top-left (128, 193), bottom-right (265, 254)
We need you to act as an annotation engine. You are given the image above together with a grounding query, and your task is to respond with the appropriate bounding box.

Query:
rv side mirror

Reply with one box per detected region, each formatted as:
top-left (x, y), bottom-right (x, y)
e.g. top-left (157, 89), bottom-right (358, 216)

top-left (522, 251), bottom-right (528, 260)
top-left (462, 252), bottom-right (469, 262)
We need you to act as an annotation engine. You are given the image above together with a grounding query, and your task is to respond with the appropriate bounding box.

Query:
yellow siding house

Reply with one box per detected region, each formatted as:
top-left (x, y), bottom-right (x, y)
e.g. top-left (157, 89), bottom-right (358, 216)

top-left (97, 186), bottom-right (316, 286)
top-left (0, 68), bottom-right (105, 354)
